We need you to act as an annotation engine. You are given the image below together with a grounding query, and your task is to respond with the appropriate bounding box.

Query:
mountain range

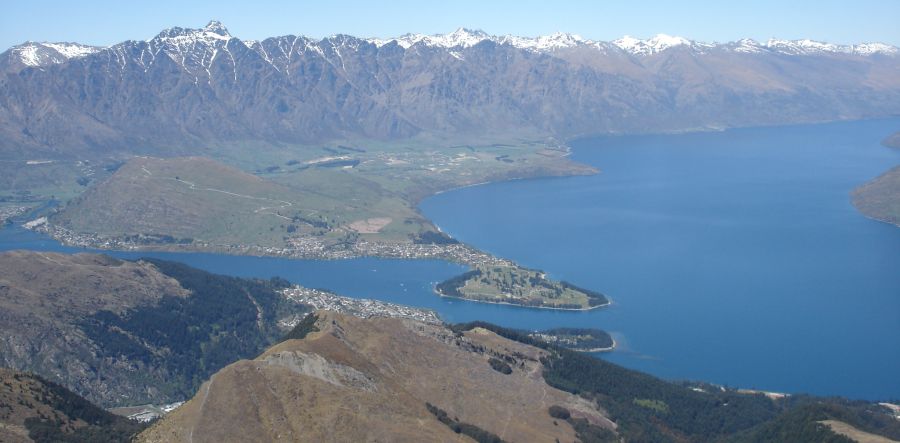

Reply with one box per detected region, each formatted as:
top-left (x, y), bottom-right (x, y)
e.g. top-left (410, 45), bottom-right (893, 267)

top-left (2, 21), bottom-right (899, 161)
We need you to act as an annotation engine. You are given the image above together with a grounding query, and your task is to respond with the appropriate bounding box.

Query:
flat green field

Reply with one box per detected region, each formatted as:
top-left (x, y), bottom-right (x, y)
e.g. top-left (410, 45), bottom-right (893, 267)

top-left (0, 159), bottom-right (112, 204)
top-left (254, 138), bottom-right (595, 202)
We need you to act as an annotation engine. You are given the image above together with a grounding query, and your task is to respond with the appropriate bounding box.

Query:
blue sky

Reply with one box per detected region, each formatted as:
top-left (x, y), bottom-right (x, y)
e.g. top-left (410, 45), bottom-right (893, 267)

top-left (2, 0), bottom-right (899, 51)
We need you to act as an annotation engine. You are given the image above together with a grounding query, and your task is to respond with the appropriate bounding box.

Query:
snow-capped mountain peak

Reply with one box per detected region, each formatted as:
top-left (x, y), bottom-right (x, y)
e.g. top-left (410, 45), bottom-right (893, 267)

top-left (203, 20), bottom-right (230, 37)
top-left (362, 28), bottom-right (897, 57)
top-left (849, 42), bottom-right (898, 56)
top-left (763, 38), bottom-right (897, 56)
top-left (648, 34), bottom-right (693, 48)
top-left (152, 21), bottom-right (232, 43)
top-left (765, 38), bottom-right (840, 55)
top-left (439, 27), bottom-right (490, 47)
top-left (372, 28), bottom-right (492, 49)
top-left (613, 34), bottom-right (695, 55)
top-left (498, 32), bottom-right (588, 51)
top-left (144, 21), bottom-right (238, 80)
top-left (6, 42), bottom-right (101, 67)
top-left (732, 38), bottom-right (764, 53)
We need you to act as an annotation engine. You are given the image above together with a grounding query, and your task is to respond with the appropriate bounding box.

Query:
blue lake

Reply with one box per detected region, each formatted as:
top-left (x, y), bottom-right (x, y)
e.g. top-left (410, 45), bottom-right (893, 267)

top-left (420, 118), bottom-right (900, 400)
top-left (2, 118), bottom-right (898, 400)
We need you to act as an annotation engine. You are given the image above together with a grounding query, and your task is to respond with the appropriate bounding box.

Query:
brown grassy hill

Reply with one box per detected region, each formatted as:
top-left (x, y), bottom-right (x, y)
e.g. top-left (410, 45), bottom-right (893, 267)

top-left (49, 156), bottom-right (307, 246)
top-left (852, 166), bottom-right (900, 226)
top-left (138, 311), bottom-right (613, 442)
top-left (46, 155), bottom-right (435, 251)
top-left (0, 368), bottom-right (145, 443)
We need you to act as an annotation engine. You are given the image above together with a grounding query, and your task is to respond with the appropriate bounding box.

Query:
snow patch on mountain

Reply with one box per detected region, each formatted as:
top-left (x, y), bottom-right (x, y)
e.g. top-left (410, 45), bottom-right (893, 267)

top-left (41, 43), bottom-right (102, 59)
top-left (11, 44), bottom-right (47, 66)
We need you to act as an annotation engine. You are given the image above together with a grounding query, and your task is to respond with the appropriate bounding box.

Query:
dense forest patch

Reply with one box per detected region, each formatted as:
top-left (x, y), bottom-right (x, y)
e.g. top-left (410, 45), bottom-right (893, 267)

top-left (79, 259), bottom-right (302, 401)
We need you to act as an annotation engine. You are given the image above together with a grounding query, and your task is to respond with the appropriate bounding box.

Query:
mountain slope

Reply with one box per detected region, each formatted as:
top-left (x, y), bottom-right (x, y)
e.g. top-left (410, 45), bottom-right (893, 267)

top-left (48, 156), bottom-right (318, 247)
top-left (137, 311), bottom-right (613, 442)
top-left (0, 250), bottom-right (189, 405)
top-left (1, 22), bottom-right (898, 160)
top-left (0, 368), bottom-right (145, 443)
top-left (0, 251), bottom-right (303, 407)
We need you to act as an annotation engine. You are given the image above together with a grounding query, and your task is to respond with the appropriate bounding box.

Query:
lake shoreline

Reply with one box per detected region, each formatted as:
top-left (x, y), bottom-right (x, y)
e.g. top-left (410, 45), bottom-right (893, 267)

top-left (575, 337), bottom-right (617, 353)
top-left (434, 286), bottom-right (612, 311)
top-left (853, 211), bottom-right (900, 229)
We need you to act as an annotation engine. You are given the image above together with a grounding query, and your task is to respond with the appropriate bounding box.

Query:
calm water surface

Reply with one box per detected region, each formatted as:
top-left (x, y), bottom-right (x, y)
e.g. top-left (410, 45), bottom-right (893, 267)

top-left (420, 119), bottom-right (900, 400)
top-left (2, 119), bottom-right (898, 399)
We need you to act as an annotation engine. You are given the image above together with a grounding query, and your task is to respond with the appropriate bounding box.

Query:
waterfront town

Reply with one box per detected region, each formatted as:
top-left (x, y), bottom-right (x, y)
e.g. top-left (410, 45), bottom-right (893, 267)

top-left (0, 205), bottom-right (29, 225)
top-left (29, 218), bottom-right (513, 267)
top-left (280, 285), bottom-right (442, 325)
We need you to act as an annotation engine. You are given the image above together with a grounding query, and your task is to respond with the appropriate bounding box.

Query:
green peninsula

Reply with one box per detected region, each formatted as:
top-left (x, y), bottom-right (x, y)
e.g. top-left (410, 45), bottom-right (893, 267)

top-left (532, 328), bottom-right (615, 352)
top-left (436, 263), bottom-right (609, 309)
top-left (852, 166), bottom-right (900, 227)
